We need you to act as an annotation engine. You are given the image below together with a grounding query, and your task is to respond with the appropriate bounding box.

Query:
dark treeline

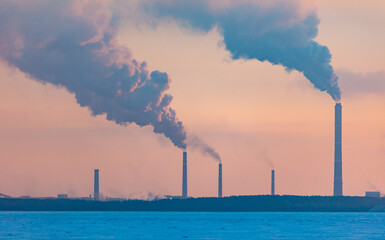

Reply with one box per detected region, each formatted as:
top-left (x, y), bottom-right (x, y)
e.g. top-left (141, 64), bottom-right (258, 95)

top-left (1, 195), bottom-right (385, 212)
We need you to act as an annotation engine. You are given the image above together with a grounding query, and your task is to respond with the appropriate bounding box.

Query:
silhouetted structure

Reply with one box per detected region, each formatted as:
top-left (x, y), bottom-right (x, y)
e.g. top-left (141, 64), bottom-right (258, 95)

top-left (366, 192), bottom-right (380, 198)
top-left (57, 194), bottom-right (68, 199)
top-left (94, 169), bottom-right (99, 201)
top-left (334, 103), bottom-right (343, 196)
top-left (218, 163), bottom-right (222, 198)
top-left (271, 170), bottom-right (275, 195)
top-left (182, 152), bottom-right (187, 199)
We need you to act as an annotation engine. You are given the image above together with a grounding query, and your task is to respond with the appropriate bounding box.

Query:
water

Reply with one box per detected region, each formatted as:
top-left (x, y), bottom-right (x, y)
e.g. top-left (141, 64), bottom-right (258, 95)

top-left (1, 212), bottom-right (385, 239)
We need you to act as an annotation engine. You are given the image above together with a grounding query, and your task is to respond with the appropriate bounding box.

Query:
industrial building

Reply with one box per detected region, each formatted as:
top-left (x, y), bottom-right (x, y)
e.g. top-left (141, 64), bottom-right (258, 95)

top-left (365, 191), bottom-right (381, 198)
top-left (57, 194), bottom-right (68, 199)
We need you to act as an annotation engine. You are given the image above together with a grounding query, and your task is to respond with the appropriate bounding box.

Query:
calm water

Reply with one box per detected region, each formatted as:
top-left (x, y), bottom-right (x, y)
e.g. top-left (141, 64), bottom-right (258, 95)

top-left (1, 212), bottom-right (385, 239)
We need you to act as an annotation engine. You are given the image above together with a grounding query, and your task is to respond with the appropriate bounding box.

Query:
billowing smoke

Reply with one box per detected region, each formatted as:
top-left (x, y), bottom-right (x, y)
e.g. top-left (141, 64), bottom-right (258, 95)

top-left (146, 0), bottom-right (341, 101)
top-left (0, 0), bottom-right (186, 149)
top-left (187, 135), bottom-right (221, 163)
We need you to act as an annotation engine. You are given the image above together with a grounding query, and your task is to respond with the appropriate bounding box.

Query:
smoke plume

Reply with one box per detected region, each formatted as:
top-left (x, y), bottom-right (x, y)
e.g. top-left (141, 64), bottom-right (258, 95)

top-left (187, 135), bottom-right (221, 163)
top-left (0, 0), bottom-right (186, 148)
top-left (257, 148), bottom-right (274, 170)
top-left (146, 0), bottom-right (341, 101)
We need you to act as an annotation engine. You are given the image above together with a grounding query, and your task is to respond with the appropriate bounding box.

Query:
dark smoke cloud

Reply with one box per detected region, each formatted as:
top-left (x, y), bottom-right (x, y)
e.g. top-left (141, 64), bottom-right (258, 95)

top-left (146, 0), bottom-right (341, 101)
top-left (0, 0), bottom-right (186, 149)
top-left (187, 135), bottom-right (221, 163)
top-left (338, 71), bottom-right (385, 98)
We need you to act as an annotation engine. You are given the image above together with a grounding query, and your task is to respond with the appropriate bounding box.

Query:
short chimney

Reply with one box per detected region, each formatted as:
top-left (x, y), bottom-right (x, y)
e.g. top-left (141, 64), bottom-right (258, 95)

top-left (94, 169), bottom-right (99, 201)
top-left (271, 170), bottom-right (275, 196)
top-left (218, 163), bottom-right (222, 198)
top-left (182, 152), bottom-right (187, 199)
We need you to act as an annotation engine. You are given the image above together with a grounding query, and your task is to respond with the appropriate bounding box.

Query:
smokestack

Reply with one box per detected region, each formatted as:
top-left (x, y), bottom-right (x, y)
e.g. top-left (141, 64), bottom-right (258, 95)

top-left (271, 170), bottom-right (275, 196)
top-left (182, 152), bottom-right (187, 199)
top-left (334, 103), bottom-right (343, 196)
top-left (94, 169), bottom-right (99, 201)
top-left (218, 163), bottom-right (222, 198)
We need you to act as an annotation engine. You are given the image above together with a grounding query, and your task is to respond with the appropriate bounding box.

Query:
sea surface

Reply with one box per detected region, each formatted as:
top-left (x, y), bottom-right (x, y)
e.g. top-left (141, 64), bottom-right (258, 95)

top-left (1, 212), bottom-right (385, 239)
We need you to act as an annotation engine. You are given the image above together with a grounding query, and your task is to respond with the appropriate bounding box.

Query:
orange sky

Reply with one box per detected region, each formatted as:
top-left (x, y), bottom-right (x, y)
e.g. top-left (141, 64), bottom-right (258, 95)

top-left (0, 0), bottom-right (384, 198)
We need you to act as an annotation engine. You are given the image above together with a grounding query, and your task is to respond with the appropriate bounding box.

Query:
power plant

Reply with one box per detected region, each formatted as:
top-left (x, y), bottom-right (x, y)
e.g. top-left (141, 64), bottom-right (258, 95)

top-left (0, 104), bottom-right (352, 201)
top-left (94, 169), bottom-right (99, 201)
top-left (182, 151), bottom-right (188, 199)
top-left (84, 103), bottom-right (344, 200)
top-left (271, 170), bottom-right (275, 196)
top-left (218, 163), bottom-right (222, 198)
top-left (334, 103), bottom-right (343, 196)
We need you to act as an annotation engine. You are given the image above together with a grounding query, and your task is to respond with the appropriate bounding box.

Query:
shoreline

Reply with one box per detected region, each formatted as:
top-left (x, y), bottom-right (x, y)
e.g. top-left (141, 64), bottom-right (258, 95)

top-left (1, 195), bottom-right (385, 212)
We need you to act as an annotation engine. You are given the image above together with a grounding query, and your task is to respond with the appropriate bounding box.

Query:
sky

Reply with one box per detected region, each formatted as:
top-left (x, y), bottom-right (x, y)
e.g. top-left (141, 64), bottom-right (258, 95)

top-left (0, 0), bottom-right (384, 199)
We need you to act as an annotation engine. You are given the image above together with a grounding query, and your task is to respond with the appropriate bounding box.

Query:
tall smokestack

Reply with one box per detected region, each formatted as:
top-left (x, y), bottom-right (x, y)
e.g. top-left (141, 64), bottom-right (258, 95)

top-left (218, 163), bottom-right (222, 198)
top-left (334, 103), bottom-right (343, 196)
top-left (182, 152), bottom-right (187, 199)
top-left (94, 169), bottom-right (99, 201)
top-left (271, 170), bottom-right (275, 196)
